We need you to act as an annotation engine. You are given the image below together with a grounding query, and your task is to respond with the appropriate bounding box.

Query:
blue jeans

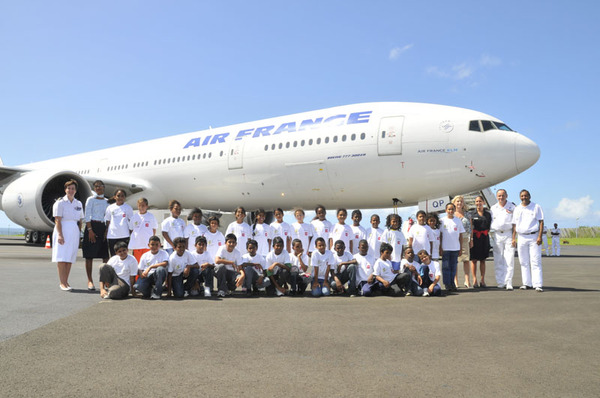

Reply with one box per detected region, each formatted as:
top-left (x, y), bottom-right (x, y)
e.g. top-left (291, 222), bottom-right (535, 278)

top-left (329, 264), bottom-right (357, 295)
top-left (171, 268), bottom-right (200, 298)
top-left (198, 267), bottom-right (215, 289)
top-left (311, 279), bottom-right (330, 297)
top-left (420, 265), bottom-right (442, 296)
top-left (441, 251), bottom-right (459, 288)
top-left (134, 267), bottom-right (167, 298)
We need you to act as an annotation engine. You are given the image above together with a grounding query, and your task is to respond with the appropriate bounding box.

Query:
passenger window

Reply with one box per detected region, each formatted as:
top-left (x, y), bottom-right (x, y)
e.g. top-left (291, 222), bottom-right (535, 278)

top-left (333, 136), bottom-right (338, 143)
top-left (342, 135), bottom-right (347, 142)
top-left (317, 138), bottom-right (321, 144)
top-left (278, 143), bottom-right (283, 149)
top-left (351, 134), bottom-right (356, 141)
top-left (325, 137), bottom-right (330, 144)
top-left (360, 133), bottom-right (366, 140)
top-left (301, 140), bottom-right (305, 146)
top-left (286, 142), bottom-right (290, 148)
top-left (293, 141), bottom-right (298, 147)
top-left (309, 139), bottom-right (313, 145)
top-left (264, 145), bottom-right (268, 151)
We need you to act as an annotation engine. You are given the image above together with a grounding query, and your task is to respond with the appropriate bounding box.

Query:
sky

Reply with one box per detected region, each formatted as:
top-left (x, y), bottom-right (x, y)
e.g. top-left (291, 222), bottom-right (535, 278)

top-left (1, 0), bottom-right (599, 229)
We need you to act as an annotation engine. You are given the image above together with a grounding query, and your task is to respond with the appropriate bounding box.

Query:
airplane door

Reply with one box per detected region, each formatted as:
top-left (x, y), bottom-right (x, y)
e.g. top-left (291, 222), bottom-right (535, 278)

top-left (377, 116), bottom-right (404, 156)
top-left (228, 141), bottom-right (244, 170)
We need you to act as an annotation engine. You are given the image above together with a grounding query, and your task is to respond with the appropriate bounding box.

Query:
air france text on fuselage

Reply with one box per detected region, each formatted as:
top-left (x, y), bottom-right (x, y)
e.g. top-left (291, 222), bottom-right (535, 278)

top-left (183, 111), bottom-right (372, 149)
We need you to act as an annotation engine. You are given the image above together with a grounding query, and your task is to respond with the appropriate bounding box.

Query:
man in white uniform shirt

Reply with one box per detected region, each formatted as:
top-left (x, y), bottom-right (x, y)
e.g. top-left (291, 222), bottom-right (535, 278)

top-left (550, 223), bottom-right (561, 256)
top-left (512, 189), bottom-right (544, 292)
top-left (490, 189), bottom-right (516, 290)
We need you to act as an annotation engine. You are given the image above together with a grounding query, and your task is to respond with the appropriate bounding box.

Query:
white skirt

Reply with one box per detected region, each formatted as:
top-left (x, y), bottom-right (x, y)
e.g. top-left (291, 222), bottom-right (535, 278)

top-left (52, 220), bottom-right (80, 264)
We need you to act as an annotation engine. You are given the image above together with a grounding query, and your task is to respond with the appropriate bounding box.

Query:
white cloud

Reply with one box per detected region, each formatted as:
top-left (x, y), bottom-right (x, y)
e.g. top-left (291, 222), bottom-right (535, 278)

top-left (452, 63), bottom-right (473, 80)
top-left (554, 196), bottom-right (594, 219)
top-left (389, 44), bottom-right (414, 60)
top-left (480, 54), bottom-right (501, 67)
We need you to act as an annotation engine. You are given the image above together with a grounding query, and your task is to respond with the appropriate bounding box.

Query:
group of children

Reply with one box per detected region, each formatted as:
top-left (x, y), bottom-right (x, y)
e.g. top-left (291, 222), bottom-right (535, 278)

top-left (99, 193), bottom-right (447, 299)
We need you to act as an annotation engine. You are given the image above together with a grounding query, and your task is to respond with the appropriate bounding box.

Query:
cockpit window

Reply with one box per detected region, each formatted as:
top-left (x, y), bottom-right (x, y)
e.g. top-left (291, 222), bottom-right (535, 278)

top-left (491, 121), bottom-right (513, 131)
top-left (481, 120), bottom-right (495, 131)
top-left (469, 120), bottom-right (481, 132)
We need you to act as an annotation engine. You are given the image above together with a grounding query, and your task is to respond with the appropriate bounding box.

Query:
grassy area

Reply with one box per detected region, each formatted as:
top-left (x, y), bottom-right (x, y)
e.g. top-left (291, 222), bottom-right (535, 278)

top-left (560, 237), bottom-right (600, 246)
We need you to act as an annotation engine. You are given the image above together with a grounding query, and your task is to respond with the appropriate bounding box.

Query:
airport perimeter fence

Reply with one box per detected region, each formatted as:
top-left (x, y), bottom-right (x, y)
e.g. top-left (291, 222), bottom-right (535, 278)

top-left (561, 227), bottom-right (599, 238)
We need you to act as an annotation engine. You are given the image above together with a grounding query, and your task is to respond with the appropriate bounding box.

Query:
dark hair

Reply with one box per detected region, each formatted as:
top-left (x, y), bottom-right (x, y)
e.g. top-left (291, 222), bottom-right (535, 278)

top-left (169, 199), bottom-right (181, 210)
top-left (195, 236), bottom-right (207, 245)
top-left (416, 210), bottom-right (427, 218)
top-left (291, 238), bottom-right (302, 247)
top-left (114, 241), bottom-right (128, 252)
top-left (92, 180), bottom-right (104, 187)
top-left (235, 206), bottom-right (246, 215)
top-left (313, 204), bottom-right (326, 221)
top-left (337, 208), bottom-right (348, 216)
top-left (358, 239), bottom-right (368, 247)
top-left (173, 237), bottom-right (186, 247)
top-left (225, 233), bottom-right (237, 242)
top-left (417, 249), bottom-right (429, 258)
top-left (274, 207), bottom-right (284, 214)
top-left (188, 207), bottom-right (203, 221)
top-left (380, 242), bottom-right (393, 254)
top-left (207, 215), bottom-right (220, 226)
top-left (334, 240), bottom-right (345, 249)
top-left (314, 237), bottom-right (326, 246)
top-left (246, 239), bottom-right (258, 248)
top-left (426, 213), bottom-right (440, 228)
top-left (351, 209), bottom-right (362, 219)
top-left (252, 208), bottom-right (266, 235)
top-left (385, 214), bottom-right (402, 229)
top-left (370, 214), bottom-right (380, 222)
top-left (273, 236), bottom-right (284, 246)
top-left (148, 235), bottom-right (161, 243)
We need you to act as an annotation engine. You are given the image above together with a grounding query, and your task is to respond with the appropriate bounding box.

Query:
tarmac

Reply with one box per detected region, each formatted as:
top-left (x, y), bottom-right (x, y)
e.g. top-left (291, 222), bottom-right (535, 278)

top-left (0, 236), bottom-right (598, 397)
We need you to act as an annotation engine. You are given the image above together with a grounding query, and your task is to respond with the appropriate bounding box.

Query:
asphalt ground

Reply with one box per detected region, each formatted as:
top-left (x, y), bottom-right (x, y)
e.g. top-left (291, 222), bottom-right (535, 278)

top-left (0, 236), bottom-right (598, 397)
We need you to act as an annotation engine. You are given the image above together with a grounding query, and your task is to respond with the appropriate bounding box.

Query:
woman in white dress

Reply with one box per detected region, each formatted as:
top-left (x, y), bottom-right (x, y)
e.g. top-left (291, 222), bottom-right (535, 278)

top-left (52, 180), bottom-right (84, 291)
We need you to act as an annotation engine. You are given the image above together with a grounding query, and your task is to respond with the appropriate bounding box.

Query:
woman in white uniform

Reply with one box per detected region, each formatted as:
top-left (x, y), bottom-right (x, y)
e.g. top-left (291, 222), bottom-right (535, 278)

top-left (52, 179), bottom-right (84, 291)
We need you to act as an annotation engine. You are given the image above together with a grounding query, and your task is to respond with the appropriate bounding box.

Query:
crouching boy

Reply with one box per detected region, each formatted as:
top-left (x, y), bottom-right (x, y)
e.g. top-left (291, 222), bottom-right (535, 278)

top-left (134, 235), bottom-right (169, 299)
top-left (417, 250), bottom-right (442, 296)
top-left (167, 237), bottom-right (200, 298)
top-left (372, 242), bottom-right (410, 296)
top-left (99, 241), bottom-right (138, 299)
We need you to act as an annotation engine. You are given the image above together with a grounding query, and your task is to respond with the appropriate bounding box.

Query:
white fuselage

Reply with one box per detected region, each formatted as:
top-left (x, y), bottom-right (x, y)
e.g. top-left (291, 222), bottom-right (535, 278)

top-left (8, 102), bottom-right (540, 218)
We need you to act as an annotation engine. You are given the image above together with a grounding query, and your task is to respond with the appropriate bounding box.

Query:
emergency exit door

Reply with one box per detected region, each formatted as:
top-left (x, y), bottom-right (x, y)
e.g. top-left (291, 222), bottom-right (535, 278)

top-left (377, 116), bottom-right (404, 156)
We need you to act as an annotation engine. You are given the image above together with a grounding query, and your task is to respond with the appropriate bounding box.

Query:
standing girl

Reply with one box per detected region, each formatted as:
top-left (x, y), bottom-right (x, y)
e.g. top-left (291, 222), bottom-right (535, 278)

top-left (452, 195), bottom-right (473, 288)
top-left (205, 215), bottom-right (226, 260)
top-left (226, 206), bottom-right (252, 254)
top-left (330, 208), bottom-right (353, 253)
top-left (380, 213), bottom-right (406, 271)
top-left (310, 204), bottom-right (333, 253)
top-left (350, 209), bottom-right (366, 255)
top-left (291, 208), bottom-right (314, 255)
top-left (128, 197), bottom-right (158, 262)
top-left (252, 208), bottom-right (273, 257)
top-left (426, 213), bottom-right (441, 262)
top-left (270, 207), bottom-right (292, 252)
top-left (366, 214), bottom-right (384, 258)
top-left (184, 208), bottom-right (208, 252)
top-left (161, 199), bottom-right (186, 255)
top-left (104, 189), bottom-right (133, 257)
top-left (53, 180), bottom-right (84, 291)
top-left (439, 203), bottom-right (465, 291)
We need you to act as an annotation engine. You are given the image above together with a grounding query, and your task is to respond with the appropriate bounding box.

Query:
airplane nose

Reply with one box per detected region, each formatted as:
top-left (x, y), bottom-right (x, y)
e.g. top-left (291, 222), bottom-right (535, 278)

top-left (514, 134), bottom-right (540, 173)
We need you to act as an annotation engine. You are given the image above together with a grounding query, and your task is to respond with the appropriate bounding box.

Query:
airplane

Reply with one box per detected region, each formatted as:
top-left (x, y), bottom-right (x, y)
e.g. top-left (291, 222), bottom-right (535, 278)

top-left (0, 102), bottom-right (540, 243)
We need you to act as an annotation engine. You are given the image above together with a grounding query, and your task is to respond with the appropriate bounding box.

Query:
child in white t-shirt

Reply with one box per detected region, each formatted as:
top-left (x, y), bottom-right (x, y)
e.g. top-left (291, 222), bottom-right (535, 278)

top-left (330, 240), bottom-right (357, 295)
top-left (190, 236), bottom-right (214, 298)
top-left (407, 210), bottom-right (434, 261)
top-left (134, 236), bottom-right (169, 299)
top-left (380, 214), bottom-right (407, 271)
top-left (330, 208), bottom-right (353, 253)
top-left (99, 241), bottom-right (138, 299)
top-left (161, 199), bottom-right (186, 254)
top-left (265, 236), bottom-right (292, 297)
top-left (226, 206), bottom-right (252, 255)
top-left (310, 204), bottom-right (333, 253)
top-left (241, 239), bottom-right (269, 296)
top-left (291, 208), bottom-right (314, 256)
top-left (184, 208), bottom-right (208, 252)
top-left (366, 214), bottom-right (384, 258)
top-left (417, 250), bottom-right (442, 296)
top-left (289, 238), bottom-right (310, 295)
top-left (372, 242), bottom-right (410, 296)
top-left (350, 209), bottom-right (366, 255)
top-left (215, 233), bottom-right (243, 297)
top-left (427, 213), bottom-right (441, 261)
top-left (167, 237), bottom-right (199, 298)
top-left (311, 237), bottom-right (333, 297)
top-left (270, 207), bottom-right (292, 252)
top-left (205, 215), bottom-right (226, 260)
top-left (104, 189), bottom-right (134, 256)
top-left (354, 240), bottom-right (376, 296)
top-left (128, 197), bottom-right (158, 263)
top-left (252, 208), bottom-right (273, 257)
top-left (400, 247), bottom-right (423, 296)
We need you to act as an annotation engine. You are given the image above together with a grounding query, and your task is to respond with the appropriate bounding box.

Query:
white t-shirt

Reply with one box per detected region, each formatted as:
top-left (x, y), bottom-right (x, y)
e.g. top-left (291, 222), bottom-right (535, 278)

top-left (490, 201), bottom-right (516, 232)
top-left (168, 250), bottom-right (197, 277)
top-left (265, 250), bottom-right (291, 275)
top-left (310, 219), bottom-right (333, 251)
top-left (350, 225), bottom-right (366, 255)
top-left (242, 252), bottom-right (266, 275)
top-left (291, 222), bottom-right (314, 254)
top-left (191, 250), bottom-right (213, 269)
top-left (105, 203), bottom-right (134, 239)
top-left (366, 226), bottom-right (384, 258)
top-left (204, 230), bottom-right (225, 260)
top-left (184, 223), bottom-right (208, 252)
top-left (311, 249), bottom-right (334, 279)
top-left (513, 202), bottom-right (544, 235)
top-left (373, 258), bottom-right (396, 283)
top-left (423, 260), bottom-right (441, 287)
top-left (429, 228), bottom-right (441, 259)
top-left (252, 223), bottom-right (273, 256)
top-left (331, 223), bottom-right (353, 252)
top-left (332, 250), bottom-right (354, 274)
top-left (354, 252), bottom-right (375, 284)
top-left (400, 258), bottom-right (420, 284)
top-left (380, 229), bottom-right (407, 262)
top-left (550, 228), bottom-right (561, 237)
top-left (408, 224), bottom-right (434, 256)
top-left (226, 221), bottom-right (252, 254)
top-left (440, 217), bottom-right (465, 251)
top-left (128, 212), bottom-right (158, 249)
top-left (161, 217), bottom-right (186, 250)
top-left (107, 254), bottom-right (138, 286)
top-left (290, 251), bottom-right (310, 275)
top-left (270, 221), bottom-right (292, 245)
top-left (215, 246), bottom-right (243, 271)
top-left (138, 249), bottom-right (169, 275)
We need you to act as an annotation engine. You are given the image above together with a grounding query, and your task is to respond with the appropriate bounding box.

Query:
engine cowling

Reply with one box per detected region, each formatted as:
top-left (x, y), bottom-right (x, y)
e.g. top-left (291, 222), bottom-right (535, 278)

top-left (1, 170), bottom-right (92, 232)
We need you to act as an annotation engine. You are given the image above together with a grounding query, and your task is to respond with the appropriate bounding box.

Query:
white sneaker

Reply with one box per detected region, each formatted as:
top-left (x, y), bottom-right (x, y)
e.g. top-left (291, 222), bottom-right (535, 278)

top-left (506, 285), bottom-right (513, 291)
top-left (217, 290), bottom-right (226, 297)
top-left (276, 289), bottom-right (284, 297)
top-left (150, 293), bottom-right (161, 299)
top-left (204, 287), bottom-right (212, 297)
top-left (535, 287), bottom-right (543, 292)
top-left (422, 291), bottom-right (430, 297)
top-left (498, 285), bottom-right (505, 289)
top-left (519, 285), bottom-right (528, 290)
top-left (184, 291), bottom-right (190, 298)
